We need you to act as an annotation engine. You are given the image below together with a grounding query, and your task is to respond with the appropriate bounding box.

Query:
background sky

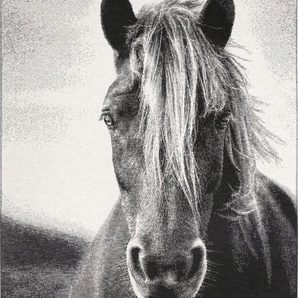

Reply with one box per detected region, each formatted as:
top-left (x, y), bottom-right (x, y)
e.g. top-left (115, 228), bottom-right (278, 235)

top-left (3, 0), bottom-right (296, 240)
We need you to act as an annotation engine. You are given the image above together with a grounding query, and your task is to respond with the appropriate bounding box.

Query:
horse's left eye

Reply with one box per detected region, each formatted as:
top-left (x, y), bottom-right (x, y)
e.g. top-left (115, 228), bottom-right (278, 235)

top-left (216, 111), bottom-right (232, 130)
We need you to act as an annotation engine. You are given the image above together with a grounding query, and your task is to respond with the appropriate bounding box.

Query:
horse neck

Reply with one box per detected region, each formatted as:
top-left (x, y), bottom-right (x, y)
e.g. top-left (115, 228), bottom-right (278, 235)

top-left (208, 154), bottom-right (273, 287)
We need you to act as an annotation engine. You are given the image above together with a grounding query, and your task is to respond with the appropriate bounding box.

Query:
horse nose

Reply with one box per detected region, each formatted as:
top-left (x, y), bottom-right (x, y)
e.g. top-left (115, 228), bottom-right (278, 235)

top-left (127, 239), bottom-right (206, 287)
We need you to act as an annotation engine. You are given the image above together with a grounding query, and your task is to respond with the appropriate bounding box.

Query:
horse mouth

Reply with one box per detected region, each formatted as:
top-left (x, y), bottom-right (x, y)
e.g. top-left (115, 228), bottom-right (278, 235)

top-left (143, 283), bottom-right (200, 298)
top-left (145, 285), bottom-right (178, 298)
top-left (131, 280), bottom-right (202, 298)
top-left (132, 285), bottom-right (201, 298)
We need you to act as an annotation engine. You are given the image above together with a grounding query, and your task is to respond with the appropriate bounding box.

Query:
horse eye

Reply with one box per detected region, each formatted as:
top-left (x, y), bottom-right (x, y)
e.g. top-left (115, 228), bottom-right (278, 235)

top-left (216, 111), bottom-right (232, 130)
top-left (102, 114), bottom-right (115, 128)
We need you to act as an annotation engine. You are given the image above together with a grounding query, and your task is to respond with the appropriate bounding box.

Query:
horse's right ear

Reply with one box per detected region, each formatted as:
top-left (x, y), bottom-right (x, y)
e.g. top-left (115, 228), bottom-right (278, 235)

top-left (101, 0), bottom-right (137, 52)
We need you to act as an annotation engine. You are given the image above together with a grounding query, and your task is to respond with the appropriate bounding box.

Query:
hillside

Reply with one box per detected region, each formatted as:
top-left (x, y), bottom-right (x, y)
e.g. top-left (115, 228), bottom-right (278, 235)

top-left (1, 216), bottom-right (88, 297)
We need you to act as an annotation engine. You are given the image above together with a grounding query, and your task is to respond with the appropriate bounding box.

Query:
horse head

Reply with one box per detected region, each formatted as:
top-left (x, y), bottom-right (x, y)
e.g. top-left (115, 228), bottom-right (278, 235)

top-left (100, 0), bottom-right (236, 296)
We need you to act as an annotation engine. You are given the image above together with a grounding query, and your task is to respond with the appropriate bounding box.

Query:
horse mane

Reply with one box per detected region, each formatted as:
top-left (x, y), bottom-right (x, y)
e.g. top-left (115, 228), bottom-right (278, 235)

top-left (126, 0), bottom-right (278, 215)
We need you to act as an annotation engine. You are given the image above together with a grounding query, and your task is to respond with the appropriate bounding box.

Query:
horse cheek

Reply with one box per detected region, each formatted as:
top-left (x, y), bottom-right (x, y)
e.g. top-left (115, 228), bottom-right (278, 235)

top-left (196, 128), bottom-right (226, 195)
top-left (111, 134), bottom-right (144, 235)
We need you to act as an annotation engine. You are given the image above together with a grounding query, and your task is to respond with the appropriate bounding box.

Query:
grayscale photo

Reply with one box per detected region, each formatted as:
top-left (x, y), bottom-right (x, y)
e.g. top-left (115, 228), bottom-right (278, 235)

top-left (2, 0), bottom-right (296, 297)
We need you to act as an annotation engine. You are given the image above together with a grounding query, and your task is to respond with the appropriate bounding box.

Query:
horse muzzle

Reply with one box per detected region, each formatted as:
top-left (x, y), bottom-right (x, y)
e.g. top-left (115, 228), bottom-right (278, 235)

top-left (127, 238), bottom-right (207, 298)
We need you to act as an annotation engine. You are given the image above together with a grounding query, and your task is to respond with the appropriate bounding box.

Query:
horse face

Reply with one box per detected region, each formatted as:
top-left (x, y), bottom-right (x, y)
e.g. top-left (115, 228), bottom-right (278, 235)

top-left (101, 0), bottom-right (235, 297)
top-left (102, 59), bottom-right (231, 298)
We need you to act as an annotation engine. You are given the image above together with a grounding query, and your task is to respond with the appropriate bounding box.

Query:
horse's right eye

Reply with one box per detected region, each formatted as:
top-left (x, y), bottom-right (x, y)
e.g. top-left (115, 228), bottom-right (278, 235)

top-left (102, 114), bottom-right (115, 129)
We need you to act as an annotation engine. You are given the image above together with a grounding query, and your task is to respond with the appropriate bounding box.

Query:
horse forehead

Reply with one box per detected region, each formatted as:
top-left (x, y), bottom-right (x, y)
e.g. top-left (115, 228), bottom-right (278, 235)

top-left (107, 60), bottom-right (134, 96)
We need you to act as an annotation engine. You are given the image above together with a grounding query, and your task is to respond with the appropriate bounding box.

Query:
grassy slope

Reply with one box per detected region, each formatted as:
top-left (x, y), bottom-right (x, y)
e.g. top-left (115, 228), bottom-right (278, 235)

top-left (1, 216), bottom-right (88, 298)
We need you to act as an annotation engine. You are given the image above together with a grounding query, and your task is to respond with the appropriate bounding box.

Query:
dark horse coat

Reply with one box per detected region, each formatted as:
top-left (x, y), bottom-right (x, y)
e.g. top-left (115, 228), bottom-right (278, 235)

top-left (70, 174), bottom-right (296, 298)
top-left (70, 0), bottom-right (296, 297)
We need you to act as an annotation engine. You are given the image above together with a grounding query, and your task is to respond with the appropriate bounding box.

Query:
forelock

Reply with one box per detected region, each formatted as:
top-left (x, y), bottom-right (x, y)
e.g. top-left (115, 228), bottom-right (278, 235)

top-left (124, 0), bottom-right (278, 214)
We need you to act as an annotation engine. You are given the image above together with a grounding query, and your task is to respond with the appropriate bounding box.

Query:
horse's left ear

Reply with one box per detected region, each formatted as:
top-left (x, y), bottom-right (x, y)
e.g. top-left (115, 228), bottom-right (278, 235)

top-left (200, 0), bottom-right (235, 48)
top-left (101, 0), bottom-right (137, 52)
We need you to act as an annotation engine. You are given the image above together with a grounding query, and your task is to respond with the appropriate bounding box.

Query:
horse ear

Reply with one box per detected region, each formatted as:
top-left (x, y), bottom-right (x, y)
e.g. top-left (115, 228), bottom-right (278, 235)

top-left (101, 0), bottom-right (137, 52)
top-left (200, 0), bottom-right (235, 48)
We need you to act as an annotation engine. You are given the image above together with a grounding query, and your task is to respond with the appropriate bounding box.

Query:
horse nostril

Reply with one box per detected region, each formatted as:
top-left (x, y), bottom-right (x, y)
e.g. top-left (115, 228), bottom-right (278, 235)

top-left (129, 246), bottom-right (160, 281)
top-left (129, 246), bottom-right (145, 280)
top-left (143, 259), bottom-right (159, 280)
top-left (188, 246), bottom-right (205, 280)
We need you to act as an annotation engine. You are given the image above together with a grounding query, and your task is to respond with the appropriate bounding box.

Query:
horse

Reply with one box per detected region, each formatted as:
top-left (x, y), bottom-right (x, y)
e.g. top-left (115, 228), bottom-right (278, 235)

top-left (69, 0), bottom-right (296, 297)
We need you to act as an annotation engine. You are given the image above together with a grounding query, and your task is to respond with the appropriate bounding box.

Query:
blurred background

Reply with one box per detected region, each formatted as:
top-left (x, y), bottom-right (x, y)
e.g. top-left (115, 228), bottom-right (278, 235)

top-left (3, 0), bottom-right (296, 240)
